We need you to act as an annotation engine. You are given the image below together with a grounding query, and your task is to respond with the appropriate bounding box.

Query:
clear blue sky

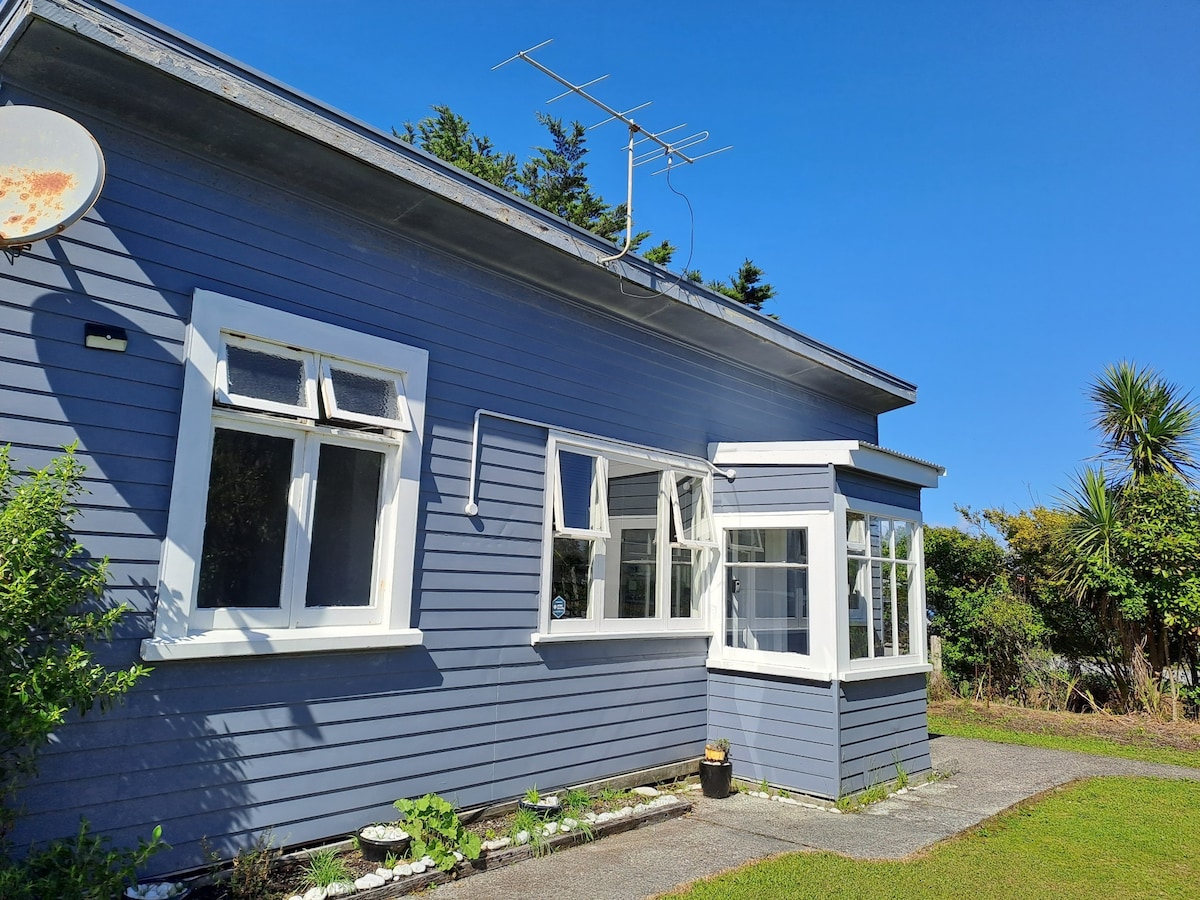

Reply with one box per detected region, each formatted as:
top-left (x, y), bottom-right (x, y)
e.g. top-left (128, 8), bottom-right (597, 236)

top-left (128, 0), bottom-right (1200, 526)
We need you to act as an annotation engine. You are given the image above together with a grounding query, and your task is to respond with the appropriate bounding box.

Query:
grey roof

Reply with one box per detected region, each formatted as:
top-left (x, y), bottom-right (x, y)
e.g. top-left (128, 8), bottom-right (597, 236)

top-left (1, 0), bottom-right (918, 414)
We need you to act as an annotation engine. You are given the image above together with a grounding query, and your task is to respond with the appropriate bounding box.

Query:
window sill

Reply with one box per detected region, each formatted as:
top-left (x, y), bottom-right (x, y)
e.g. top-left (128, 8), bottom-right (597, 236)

top-left (140, 627), bottom-right (424, 661)
top-left (531, 628), bottom-right (712, 646)
top-left (706, 656), bottom-right (833, 683)
top-left (839, 661), bottom-right (931, 682)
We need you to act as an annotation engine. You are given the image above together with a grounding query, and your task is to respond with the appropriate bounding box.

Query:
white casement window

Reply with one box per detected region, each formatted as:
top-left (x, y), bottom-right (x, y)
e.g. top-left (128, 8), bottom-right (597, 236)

top-left (143, 290), bottom-right (428, 661)
top-left (843, 505), bottom-right (924, 667)
top-left (535, 435), bottom-right (717, 642)
top-left (708, 511), bottom-right (837, 680)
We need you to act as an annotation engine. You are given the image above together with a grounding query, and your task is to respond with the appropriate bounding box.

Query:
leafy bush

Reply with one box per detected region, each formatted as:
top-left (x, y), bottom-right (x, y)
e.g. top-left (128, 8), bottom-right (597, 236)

top-left (0, 446), bottom-right (151, 837)
top-left (0, 819), bottom-right (165, 900)
top-left (393, 793), bottom-right (481, 872)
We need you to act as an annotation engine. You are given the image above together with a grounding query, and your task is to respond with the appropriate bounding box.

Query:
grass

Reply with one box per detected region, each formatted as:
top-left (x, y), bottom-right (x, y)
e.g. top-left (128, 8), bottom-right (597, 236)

top-left (661, 777), bottom-right (1200, 899)
top-left (928, 710), bottom-right (1200, 770)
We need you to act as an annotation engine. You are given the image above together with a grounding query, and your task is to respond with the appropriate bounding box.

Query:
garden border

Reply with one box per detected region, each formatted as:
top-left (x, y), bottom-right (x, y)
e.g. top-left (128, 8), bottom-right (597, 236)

top-left (341, 796), bottom-right (693, 899)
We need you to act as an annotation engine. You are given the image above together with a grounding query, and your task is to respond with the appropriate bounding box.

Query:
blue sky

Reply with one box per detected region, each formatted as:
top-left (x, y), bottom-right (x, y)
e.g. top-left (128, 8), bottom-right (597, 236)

top-left (128, 0), bottom-right (1200, 526)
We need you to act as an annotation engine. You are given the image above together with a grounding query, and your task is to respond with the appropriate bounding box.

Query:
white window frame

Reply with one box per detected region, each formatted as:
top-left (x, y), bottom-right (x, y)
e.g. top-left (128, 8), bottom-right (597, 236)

top-left (533, 433), bottom-right (717, 643)
top-left (707, 510), bottom-right (837, 681)
top-left (834, 494), bottom-right (930, 681)
top-left (319, 356), bottom-right (412, 431)
top-left (143, 290), bottom-right (428, 661)
top-left (215, 334), bottom-right (319, 418)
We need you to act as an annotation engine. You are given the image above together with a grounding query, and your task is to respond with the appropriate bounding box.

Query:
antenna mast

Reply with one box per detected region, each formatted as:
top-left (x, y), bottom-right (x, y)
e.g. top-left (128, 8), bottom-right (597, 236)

top-left (494, 40), bottom-right (730, 264)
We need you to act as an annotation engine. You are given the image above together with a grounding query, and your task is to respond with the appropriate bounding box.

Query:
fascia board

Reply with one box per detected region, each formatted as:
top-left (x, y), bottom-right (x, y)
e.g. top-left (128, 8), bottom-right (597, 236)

top-left (710, 441), bottom-right (944, 488)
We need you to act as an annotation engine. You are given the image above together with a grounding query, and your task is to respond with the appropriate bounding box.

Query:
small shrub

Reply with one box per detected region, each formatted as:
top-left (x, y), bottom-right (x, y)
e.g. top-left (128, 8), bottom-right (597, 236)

top-left (0, 446), bottom-right (152, 837)
top-left (0, 819), bottom-right (165, 900)
top-left (523, 785), bottom-right (540, 804)
top-left (394, 793), bottom-right (481, 872)
top-left (229, 831), bottom-right (278, 900)
top-left (302, 847), bottom-right (351, 889)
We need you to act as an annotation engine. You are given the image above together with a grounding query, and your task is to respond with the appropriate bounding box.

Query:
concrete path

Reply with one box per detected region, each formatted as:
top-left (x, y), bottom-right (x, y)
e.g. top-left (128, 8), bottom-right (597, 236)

top-left (430, 735), bottom-right (1200, 900)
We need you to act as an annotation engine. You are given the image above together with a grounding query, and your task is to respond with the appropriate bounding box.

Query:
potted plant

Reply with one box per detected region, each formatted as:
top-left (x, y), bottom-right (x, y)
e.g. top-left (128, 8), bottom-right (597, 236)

top-left (517, 785), bottom-right (562, 818)
top-left (700, 738), bottom-right (733, 798)
top-left (356, 823), bottom-right (411, 863)
top-left (704, 737), bottom-right (730, 762)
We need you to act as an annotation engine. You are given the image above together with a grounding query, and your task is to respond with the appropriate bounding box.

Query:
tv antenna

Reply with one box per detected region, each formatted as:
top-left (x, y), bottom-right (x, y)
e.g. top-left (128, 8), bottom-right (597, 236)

top-left (494, 40), bottom-right (730, 264)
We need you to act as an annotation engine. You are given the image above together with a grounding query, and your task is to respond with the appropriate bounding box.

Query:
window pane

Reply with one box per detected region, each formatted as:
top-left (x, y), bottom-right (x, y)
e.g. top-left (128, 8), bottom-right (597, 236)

top-left (847, 557), bottom-right (870, 659)
top-left (615, 527), bottom-right (656, 618)
top-left (727, 529), bottom-right (806, 565)
top-left (784, 529), bottom-right (808, 565)
top-left (226, 344), bottom-right (307, 408)
top-left (897, 563), bottom-right (912, 654)
top-left (846, 511), bottom-right (867, 553)
top-left (552, 537), bottom-right (592, 618)
top-left (881, 562), bottom-right (895, 656)
top-left (305, 444), bottom-right (383, 608)
top-left (198, 429), bottom-right (292, 609)
top-left (727, 529), bottom-right (766, 563)
top-left (670, 547), bottom-right (693, 618)
top-left (870, 560), bottom-right (887, 657)
top-left (893, 520), bottom-right (913, 562)
top-left (727, 565), bottom-right (809, 654)
top-left (672, 473), bottom-right (709, 543)
top-left (879, 518), bottom-right (894, 558)
top-left (559, 451), bottom-right (598, 531)
top-left (328, 367), bottom-right (400, 421)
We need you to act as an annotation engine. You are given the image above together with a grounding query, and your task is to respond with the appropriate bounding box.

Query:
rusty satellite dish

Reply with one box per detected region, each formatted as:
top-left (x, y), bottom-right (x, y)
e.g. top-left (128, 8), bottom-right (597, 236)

top-left (0, 105), bottom-right (105, 249)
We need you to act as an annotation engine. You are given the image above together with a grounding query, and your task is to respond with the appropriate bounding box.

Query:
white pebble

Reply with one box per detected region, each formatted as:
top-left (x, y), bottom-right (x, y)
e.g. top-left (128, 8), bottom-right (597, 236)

top-left (394, 864), bottom-right (413, 877)
top-left (515, 830), bottom-right (530, 845)
top-left (326, 885), bottom-right (355, 898)
top-left (355, 873), bottom-right (386, 890)
top-left (375, 867), bottom-right (394, 880)
top-left (411, 861), bottom-right (427, 874)
top-left (302, 888), bottom-right (326, 900)
top-left (562, 818), bottom-right (578, 828)
top-left (632, 786), bottom-right (660, 797)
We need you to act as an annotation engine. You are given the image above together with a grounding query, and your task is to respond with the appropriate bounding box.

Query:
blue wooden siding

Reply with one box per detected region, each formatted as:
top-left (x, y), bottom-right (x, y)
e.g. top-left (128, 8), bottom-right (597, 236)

top-left (1, 82), bottom-right (881, 872)
top-left (707, 670), bottom-right (840, 799)
top-left (837, 674), bottom-right (931, 794)
top-left (713, 464), bottom-right (835, 514)
top-left (836, 469), bottom-right (921, 512)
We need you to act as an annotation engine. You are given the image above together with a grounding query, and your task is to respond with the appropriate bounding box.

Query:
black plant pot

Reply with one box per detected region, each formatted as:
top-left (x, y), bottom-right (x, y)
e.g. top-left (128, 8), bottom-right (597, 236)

top-left (357, 831), bottom-right (412, 863)
top-left (518, 799), bottom-right (562, 818)
top-left (700, 760), bottom-right (733, 798)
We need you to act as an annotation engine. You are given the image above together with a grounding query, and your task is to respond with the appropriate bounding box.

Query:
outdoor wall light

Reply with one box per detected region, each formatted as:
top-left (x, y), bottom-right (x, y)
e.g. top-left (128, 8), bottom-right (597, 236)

top-left (84, 322), bottom-right (128, 352)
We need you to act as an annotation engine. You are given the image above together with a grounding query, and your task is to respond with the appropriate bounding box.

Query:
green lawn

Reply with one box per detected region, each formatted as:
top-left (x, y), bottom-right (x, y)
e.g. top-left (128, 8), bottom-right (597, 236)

top-left (928, 711), bottom-right (1200, 770)
top-left (662, 777), bottom-right (1200, 900)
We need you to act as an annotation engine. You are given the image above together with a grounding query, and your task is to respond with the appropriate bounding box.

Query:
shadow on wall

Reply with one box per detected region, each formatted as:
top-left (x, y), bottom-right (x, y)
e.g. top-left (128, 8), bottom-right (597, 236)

top-left (11, 279), bottom-right (257, 870)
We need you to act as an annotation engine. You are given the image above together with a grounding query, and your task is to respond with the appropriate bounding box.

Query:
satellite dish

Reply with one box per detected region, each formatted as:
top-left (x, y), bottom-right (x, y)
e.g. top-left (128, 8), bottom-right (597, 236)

top-left (0, 105), bottom-right (106, 249)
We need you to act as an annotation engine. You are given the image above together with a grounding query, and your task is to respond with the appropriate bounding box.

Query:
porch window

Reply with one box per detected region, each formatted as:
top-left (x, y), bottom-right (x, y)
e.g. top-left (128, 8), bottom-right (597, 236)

top-left (725, 528), bottom-right (810, 655)
top-left (846, 511), bottom-right (919, 660)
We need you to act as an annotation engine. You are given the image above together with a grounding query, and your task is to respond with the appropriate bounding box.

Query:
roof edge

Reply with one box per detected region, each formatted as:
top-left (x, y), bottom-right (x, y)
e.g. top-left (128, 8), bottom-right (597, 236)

top-left (9, 0), bottom-right (917, 410)
top-left (709, 440), bottom-right (945, 488)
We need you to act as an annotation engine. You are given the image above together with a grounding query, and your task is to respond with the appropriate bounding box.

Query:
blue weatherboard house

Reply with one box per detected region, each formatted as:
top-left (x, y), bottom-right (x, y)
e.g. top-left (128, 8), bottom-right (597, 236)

top-left (0, 0), bottom-right (942, 875)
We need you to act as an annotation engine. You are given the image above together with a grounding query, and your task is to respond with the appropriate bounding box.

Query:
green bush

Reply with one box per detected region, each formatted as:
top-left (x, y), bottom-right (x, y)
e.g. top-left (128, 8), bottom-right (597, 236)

top-left (0, 445), bottom-right (151, 838)
top-left (0, 819), bottom-right (165, 900)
